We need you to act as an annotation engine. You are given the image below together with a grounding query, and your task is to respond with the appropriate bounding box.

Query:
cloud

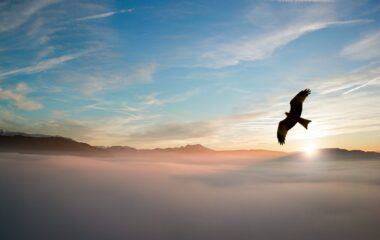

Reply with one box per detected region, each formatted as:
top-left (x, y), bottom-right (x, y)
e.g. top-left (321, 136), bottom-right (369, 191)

top-left (274, 0), bottom-right (334, 3)
top-left (74, 8), bottom-right (134, 21)
top-left (315, 68), bottom-right (380, 94)
top-left (0, 2), bottom-right (124, 82)
top-left (141, 89), bottom-right (200, 106)
top-left (37, 46), bottom-right (55, 60)
top-left (0, 52), bottom-right (86, 79)
top-left (79, 63), bottom-right (158, 95)
top-left (0, 0), bottom-right (61, 32)
top-left (129, 63), bottom-right (158, 84)
top-left (2, 153), bottom-right (380, 240)
top-left (141, 93), bottom-right (160, 106)
top-left (15, 83), bottom-right (29, 93)
top-left (197, 1), bottom-right (371, 68)
top-left (341, 31), bottom-right (380, 61)
top-left (0, 83), bottom-right (42, 110)
top-left (122, 110), bottom-right (269, 148)
top-left (213, 111), bottom-right (267, 124)
top-left (26, 14), bottom-right (61, 46)
top-left (202, 19), bottom-right (370, 68)
top-left (128, 121), bottom-right (216, 141)
top-left (82, 101), bottom-right (143, 114)
top-left (343, 76), bottom-right (380, 95)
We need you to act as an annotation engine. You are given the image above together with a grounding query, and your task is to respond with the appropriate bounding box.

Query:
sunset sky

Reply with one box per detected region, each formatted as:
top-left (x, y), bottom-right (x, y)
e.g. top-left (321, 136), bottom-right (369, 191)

top-left (0, 0), bottom-right (379, 151)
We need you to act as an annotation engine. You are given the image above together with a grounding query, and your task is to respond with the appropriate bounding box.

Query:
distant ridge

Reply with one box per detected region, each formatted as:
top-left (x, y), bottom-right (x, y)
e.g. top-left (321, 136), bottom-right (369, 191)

top-left (0, 130), bottom-right (284, 158)
top-left (0, 130), bottom-right (108, 156)
top-left (105, 146), bottom-right (137, 153)
top-left (0, 130), bottom-right (378, 160)
top-left (277, 148), bottom-right (380, 161)
top-left (0, 129), bottom-right (57, 138)
top-left (152, 144), bottom-right (214, 153)
top-left (318, 148), bottom-right (380, 159)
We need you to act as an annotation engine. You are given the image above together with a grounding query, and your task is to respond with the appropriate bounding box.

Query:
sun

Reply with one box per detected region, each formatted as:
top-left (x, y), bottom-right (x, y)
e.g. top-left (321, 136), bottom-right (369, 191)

top-left (305, 144), bottom-right (317, 156)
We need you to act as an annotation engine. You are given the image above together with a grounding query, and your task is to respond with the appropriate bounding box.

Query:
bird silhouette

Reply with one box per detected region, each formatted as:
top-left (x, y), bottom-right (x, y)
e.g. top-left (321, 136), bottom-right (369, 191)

top-left (277, 89), bottom-right (311, 145)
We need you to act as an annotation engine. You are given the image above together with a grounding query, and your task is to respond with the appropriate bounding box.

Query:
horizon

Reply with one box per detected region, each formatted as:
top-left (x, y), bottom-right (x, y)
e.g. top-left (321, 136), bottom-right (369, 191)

top-left (1, 0), bottom-right (380, 152)
top-left (1, 128), bottom-right (379, 154)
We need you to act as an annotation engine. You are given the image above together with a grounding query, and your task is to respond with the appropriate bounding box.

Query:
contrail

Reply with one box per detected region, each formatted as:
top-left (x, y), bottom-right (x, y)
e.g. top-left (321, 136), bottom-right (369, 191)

top-left (75, 9), bottom-right (134, 21)
top-left (274, 0), bottom-right (334, 2)
top-left (343, 76), bottom-right (380, 95)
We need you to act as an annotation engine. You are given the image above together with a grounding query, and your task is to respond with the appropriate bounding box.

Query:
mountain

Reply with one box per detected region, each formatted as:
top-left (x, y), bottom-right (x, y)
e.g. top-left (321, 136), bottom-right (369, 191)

top-left (0, 130), bottom-right (109, 156)
top-left (152, 144), bottom-right (215, 153)
top-left (318, 148), bottom-right (380, 159)
top-left (0, 129), bottom-right (53, 138)
top-left (277, 148), bottom-right (380, 161)
top-left (0, 130), bottom-right (283, 159)
top-left (103, 144), bottom-right (214, 155)
top-left (0, 130), bottom-right (378, 160)
top-left (108, 144), bottom-right (285, 159)
top-left (105, 146), bottom-right (137, 153)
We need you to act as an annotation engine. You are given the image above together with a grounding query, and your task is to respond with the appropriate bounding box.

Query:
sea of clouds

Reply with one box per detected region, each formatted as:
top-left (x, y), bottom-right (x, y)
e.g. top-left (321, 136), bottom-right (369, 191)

top-left (1, 153), bottom-right (380, 240)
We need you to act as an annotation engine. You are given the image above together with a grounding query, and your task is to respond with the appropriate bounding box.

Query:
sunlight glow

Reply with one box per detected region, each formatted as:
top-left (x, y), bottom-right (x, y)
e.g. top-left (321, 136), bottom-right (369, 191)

top-left (305, 144), bottom-right (317, 157)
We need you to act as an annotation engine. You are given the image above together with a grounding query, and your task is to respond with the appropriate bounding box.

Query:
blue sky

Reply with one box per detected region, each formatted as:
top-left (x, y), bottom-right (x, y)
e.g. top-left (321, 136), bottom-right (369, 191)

top-left (0, 0), bottom-right (380, 151)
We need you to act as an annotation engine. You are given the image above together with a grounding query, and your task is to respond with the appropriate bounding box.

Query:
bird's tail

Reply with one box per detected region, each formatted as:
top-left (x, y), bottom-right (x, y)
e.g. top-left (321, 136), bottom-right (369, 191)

top-left (298, 117), bottom-right (311, 129)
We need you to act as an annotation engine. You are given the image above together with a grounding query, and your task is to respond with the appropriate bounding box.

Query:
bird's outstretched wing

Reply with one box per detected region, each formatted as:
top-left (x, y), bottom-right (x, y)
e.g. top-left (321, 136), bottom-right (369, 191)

top-left (289, 89), bottom-right (311, 117)
top-left (277, 117), bottom-right (297, 145)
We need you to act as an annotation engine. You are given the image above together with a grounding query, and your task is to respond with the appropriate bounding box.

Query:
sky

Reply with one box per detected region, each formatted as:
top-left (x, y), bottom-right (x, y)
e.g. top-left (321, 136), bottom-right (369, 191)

top-left (0, 0), bottom-right (379, 151)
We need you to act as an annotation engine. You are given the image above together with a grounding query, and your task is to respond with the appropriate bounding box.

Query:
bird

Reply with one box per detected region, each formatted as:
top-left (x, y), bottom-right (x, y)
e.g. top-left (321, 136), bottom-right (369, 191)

top-left (277, 89), bottom-right (311, 145)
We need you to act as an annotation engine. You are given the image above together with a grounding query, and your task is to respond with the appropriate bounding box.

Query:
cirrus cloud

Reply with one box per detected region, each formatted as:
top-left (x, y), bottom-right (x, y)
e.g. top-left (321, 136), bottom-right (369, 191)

top-left (341, 31), bottom-right (380, 61)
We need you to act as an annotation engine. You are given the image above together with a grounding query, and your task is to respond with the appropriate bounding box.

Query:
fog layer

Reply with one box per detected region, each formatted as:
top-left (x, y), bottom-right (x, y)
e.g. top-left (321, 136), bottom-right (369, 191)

top-left (1, 153), bottom-right (380, 240)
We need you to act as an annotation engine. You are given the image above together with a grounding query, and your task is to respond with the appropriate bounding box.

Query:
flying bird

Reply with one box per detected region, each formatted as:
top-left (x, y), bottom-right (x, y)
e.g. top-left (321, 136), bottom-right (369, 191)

top-left (277, 89), bottom-right (311, 145)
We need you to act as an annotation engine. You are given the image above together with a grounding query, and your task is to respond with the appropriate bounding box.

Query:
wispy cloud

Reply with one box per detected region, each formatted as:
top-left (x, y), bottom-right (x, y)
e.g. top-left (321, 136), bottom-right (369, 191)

top-left (0, 0), bottom-right (61, 32)
top-left (119, 110), bottom-right (269, 148)
top-left (274, 0), bottom-right (334, 3)
top-left (74, 8), bottom-right (134, 21)
top-left (37, 46), bottom-right (55, 60)
top-left (202, 19), bottom-right (370, 68)
top-left (128, 121), bottom-right (215, 141)
top-left (0, 83), bottom-right (42, 110)
top-left (141, 89), bottom-right (200, 106)
top-left (129, 63), bottom-right (158, 84)
top-left (79, 63), bottom-right (158, 95)
top-left (194, 1), bottom-right (372, 68)
top-left (81, 100), bottom-right (144, 115)
top-left (0, 52), bottom-right (86, 79)
top-left (343, 76), bottom-right (380, 95)
top-left (315, 68), bottom-right (380, 94)
top-left (341, 31), bottom-right (380, 61)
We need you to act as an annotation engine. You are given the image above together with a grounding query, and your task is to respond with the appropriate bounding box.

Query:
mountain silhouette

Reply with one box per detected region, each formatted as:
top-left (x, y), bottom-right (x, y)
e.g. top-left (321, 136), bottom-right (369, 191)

top-left (275, 148), bottom-right (380, 161)
top-left (152, 144), bottom-right (214, 153)
top-left (0, 130), bottom-right (108, 156)
top-left (0, 130), bottom-right (284, 158)
top-left (0, 130), bottom-right (378, 160)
